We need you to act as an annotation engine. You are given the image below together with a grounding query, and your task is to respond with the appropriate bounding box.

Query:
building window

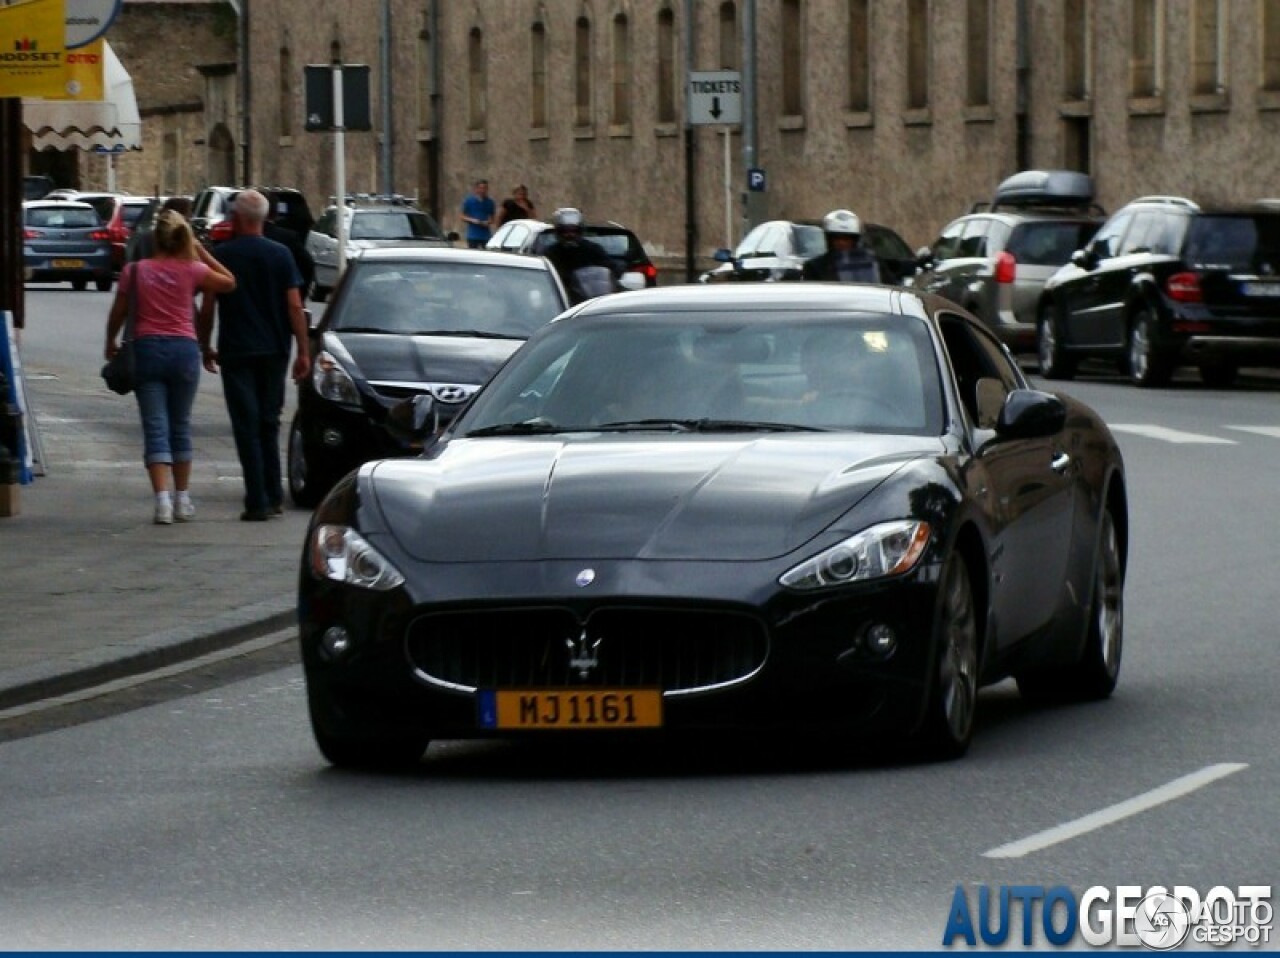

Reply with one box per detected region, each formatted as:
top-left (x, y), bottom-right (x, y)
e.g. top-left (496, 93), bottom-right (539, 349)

top-left (1191, 0), bottom-right (1224, 95)
top-left (657, 8), bottom-right (676, 123)
top-left (612, 13), bottom-right (631, 126)
top-left (468, 28), bottom-right (486, 131)
top-left (416, 30), bottom-right (432, 130)
top-left (906, 0), bottom-right (930, 110)
top-left (1130, 0), bottom-right (1163, 97)
top-left (1264, 0), bottom-right (1280, 90)
top-left (575, 16), bottom-right (592, 127)
top-left (965, 0), bottom-right (990, 107)
top-left (781, 0), bottom-right (803, 117)
top-left (531, 22), bottom-right (548, 128)
top-left (279, 46), bottom-right (293, 137)
top-left (720, 2), bottom-right (738, 70)
top-left (847, 0), bottom-right (870, 112)
top-left (1062, 0), bottom-right (1090, 100)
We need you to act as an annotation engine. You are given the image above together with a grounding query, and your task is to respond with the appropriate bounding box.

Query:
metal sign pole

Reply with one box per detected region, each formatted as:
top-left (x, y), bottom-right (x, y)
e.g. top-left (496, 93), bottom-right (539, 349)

top-left (333, 63), bottom-right (347, 279)
top-left (723, 128), bottom-right (732, 251)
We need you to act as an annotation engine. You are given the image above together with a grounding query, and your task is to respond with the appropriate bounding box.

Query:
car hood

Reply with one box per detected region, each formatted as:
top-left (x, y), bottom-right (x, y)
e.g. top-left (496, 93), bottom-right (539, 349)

top-left (347, 238), bottom-right (451, 251)
top-left (368, 434), bottom-right (938, 562)
top-left (330, 331), bottom-right (522, 385)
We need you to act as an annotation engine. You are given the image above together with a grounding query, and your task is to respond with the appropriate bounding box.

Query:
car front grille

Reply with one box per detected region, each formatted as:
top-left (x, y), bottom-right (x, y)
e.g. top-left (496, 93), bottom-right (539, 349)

top-left (406, 606), bottom-right (769, 696)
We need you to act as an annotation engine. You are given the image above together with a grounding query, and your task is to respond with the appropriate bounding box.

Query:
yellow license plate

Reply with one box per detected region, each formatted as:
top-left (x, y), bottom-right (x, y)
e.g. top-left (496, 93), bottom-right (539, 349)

top-left (52, 259), bottom-right (84, 268)
top-left (481, 689), bottom-right (663, 730)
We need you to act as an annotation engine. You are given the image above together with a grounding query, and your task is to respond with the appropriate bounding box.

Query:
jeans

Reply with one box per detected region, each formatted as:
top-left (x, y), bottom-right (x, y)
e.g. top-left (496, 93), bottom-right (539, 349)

top-left (220, 354), bottom-right (288, 513)
top-left (133, 336), bottom-right (201, 466)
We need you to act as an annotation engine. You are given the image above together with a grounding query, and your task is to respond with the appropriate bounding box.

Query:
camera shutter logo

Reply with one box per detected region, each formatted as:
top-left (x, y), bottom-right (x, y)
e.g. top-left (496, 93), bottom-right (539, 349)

top-left (1135, 892), bottom-right (1191, 951)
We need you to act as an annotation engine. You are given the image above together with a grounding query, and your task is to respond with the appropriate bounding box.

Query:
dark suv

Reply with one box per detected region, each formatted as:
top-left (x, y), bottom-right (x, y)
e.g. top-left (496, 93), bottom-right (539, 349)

top-left (190, 185), bottom-right (314, 248)
top-left (913, 170), bottom-right (1105, 352)
top-left (1038, 196), bottom-right (1280, 387)
top-left (486, 218), bottom-right (658, 289)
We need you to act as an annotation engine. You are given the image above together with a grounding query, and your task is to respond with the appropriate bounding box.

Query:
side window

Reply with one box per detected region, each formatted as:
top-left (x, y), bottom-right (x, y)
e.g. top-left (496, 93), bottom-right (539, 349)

top-left (938, 313), bottom-right (1021, 426)
top-left (506, 224), bottom-right (530, 250)
top-left (985, 220), bottom-right (1013, 255)
top-left (958, 219), bottom-right (990, 258)
top-left (933, 220), bottom-right (968, 260)
top-left (1089, 212), bottom-right (1134, 260)
top-left (757, 224), bottom-right (786, 257)
top-left (736, 223), bottom-right (770, 257)
top-left (1150, 213), bottom-right (1188, 255)
top-left (1120, 212), bottom-right (1158, 255)
top-left (314, 209), bottom-right (336, 237)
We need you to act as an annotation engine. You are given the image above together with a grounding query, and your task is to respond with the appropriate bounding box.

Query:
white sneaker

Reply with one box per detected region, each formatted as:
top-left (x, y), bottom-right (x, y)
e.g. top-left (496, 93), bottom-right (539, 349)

top-left (174, 498), bottom-right (195, 522)
top-left (154, 499), bottom-right (174, 525)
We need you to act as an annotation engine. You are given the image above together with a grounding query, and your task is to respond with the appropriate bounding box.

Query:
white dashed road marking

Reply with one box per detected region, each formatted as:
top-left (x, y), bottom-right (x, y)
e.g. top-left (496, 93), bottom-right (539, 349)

top-left (983, 763), bottom-right (1249, 859)
top-left (1226, 425), bottom-right (1280, 439)
top-left (1109, 424), bottom-right (1237, 444)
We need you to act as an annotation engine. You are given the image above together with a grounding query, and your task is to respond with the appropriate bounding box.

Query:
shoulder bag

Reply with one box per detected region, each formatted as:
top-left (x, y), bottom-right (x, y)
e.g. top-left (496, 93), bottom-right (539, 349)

top-left (102, 272), bottom-right (138, 395)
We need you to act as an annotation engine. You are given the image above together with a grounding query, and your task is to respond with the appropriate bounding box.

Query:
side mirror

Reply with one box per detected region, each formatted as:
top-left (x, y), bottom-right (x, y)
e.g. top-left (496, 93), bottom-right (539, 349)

top-left (617, 271), bottom-right (646, 292)
top-left (915, 246), bottom-right (935, 268)
top-left (713, 248), bottom-right (733, 263)
top-left (446, 230), bottom-right (461, 243)
top-left (1071, 248), bottom-right (1097, 269)
top-left (385, 394), bottom-right (438, 444)
top-left (995, 389), bottom-right (1067, 440)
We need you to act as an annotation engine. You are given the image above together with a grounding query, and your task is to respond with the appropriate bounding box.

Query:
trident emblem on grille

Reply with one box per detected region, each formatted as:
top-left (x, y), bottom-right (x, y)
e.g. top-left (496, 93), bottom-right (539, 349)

top-left (566, 629), bottom-right (601, 678)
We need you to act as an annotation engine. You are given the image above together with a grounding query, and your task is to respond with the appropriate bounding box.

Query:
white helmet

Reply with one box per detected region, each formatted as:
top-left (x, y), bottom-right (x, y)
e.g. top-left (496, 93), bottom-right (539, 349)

top-left (553, 207), bottom-right (584, 229)
top-left (822, 209), bottom-right (862, 236)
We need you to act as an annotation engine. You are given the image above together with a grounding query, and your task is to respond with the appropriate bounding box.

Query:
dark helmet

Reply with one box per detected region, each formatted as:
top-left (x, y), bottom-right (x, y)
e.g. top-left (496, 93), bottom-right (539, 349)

top-left (553, 207), bottom-right (585, 235)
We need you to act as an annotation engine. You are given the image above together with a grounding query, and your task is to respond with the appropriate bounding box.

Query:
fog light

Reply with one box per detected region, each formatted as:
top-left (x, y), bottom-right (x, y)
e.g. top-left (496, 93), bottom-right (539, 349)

top-left (321, 428), bottom-right (343, 447)
top-left (864, 623), bottom-right (897, 657)
top-left (321, 625), bottom-right (351, 658)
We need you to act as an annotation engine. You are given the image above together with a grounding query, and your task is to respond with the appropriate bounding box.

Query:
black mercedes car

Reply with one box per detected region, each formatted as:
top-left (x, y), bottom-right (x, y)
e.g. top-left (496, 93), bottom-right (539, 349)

top-left (299, 284), bottom-right (1128, 769)
top-left (287, 247), bottom-right (569, 506)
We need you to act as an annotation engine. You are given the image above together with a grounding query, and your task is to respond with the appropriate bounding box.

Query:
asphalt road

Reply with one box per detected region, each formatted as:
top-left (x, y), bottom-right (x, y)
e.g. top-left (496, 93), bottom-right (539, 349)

top-left (2, 289), bottom-right (1277, 950)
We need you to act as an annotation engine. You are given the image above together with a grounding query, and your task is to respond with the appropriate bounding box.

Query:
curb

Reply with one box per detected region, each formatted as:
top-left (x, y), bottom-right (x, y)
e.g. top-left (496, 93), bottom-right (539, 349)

top-left (0, 597), bottom-right (296, 711)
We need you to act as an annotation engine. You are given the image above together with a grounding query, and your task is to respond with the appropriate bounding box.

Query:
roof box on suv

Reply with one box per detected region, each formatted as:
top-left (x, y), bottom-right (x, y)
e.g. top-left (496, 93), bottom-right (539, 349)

top-left (984, 170), bottom-right (1097, 212)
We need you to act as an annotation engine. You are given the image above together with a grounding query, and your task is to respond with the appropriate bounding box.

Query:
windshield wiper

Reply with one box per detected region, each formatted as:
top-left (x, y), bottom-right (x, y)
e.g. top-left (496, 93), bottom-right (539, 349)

top-left (332, 325), bottom-right (391, 334)
top-left (412, 329), bottom-right (524, 339)
top-left (464, 418), bottom-right (568, 437)
top-left (596, 418), bottom-right (824, 433)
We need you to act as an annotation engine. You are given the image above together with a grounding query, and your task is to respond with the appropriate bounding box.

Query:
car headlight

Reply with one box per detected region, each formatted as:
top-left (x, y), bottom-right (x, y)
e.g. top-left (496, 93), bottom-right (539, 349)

top-left (309, 524), bottom-right (405, 591)
top-left (312, 349), bottom-right (361, 406)
top-left (779, 519), bottom-right (932, 591)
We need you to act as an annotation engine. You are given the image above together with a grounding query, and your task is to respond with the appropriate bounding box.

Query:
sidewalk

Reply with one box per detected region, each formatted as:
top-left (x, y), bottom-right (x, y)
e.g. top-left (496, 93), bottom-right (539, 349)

top-left (0, 350), bottom-right (308, 712)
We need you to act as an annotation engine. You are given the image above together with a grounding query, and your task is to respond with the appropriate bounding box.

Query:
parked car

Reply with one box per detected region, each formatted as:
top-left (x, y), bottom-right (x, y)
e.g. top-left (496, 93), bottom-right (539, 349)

top-left (1038, 195), bottom-right (1280, 387)
top-left (190, 184), bottom-right (315, 249)
top-left (297, 282), bottom-right (1128, 769)
top-left (104, 196), bottom-right (155, 272)
top-left (22, 200), bottom-right (114, 291)
top-left (288, 246), bottom-right (569, 506)
top-left (913, 170), bottom-right (1105, 352)
top-left (698, 219), bottom-right (919, 286)
top-left (306, 199), bottom-right (453, 302)
top-left (22, 175), bottom-right (55, 201)
top-left (486, 218), bottom-right (658, 290)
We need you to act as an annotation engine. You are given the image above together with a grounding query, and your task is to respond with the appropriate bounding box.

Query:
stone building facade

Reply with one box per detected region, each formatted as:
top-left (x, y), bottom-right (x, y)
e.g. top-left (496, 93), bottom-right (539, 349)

top-left (240, 0), bottom-right (1280, 273)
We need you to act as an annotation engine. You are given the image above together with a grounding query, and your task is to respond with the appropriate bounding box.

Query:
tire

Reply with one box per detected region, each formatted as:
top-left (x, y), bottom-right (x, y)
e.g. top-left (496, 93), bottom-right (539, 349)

top-left (1017, 507), bottom-right (1124, 705)
top-left (916, 553), bottom-right (980, 760)
top-left (1127, 310), bottom-right (1172, 387)
top-left (1037, 304), bottom-right (1076, 380)
top-left (1198, 360), bottom-right (1238, 388)
top-left (287, 414), bottom-right (329, 508)
top-left (95, 277), bottom-right (113, 292)
top-left (307, 682), bottom-right (430, 770)
top-left (71, 279), bottom-right (87, 291)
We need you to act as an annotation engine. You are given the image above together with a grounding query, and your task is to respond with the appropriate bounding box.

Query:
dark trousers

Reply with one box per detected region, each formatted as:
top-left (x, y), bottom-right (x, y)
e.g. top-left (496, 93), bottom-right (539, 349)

top-left (220, 354), bottom-right (288, 512)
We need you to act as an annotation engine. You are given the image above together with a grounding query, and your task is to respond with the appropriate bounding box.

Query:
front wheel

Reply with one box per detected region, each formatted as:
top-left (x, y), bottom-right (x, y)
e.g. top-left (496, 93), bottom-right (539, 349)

top-left (287, 414), bottom-right (331, 508)
top-left (95, 277), bottom-right (113, 292)
top-left (1038, 305), bottom-right (1076, 380)
top-left (307, 683), bottom-right (430, 771)
top-left (915, 554), bottom-right (980, 760)
top-left (1127, 310), bottom-right (1173, 387)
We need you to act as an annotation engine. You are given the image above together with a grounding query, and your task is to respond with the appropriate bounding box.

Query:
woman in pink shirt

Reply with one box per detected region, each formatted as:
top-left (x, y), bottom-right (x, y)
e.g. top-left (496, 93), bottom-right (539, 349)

top-left (104, 211), bottom-right (236, 524)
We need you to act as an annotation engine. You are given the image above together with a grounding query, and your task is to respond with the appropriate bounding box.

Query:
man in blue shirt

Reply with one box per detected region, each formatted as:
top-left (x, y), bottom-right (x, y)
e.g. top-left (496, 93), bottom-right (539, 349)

top-left (460, 178), bottom-right (496, 249)
top-left (197, 190), bottom-right (311, 521)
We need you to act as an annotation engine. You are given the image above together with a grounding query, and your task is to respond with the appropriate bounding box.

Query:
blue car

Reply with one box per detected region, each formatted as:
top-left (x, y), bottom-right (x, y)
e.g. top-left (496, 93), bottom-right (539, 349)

top-left (23, 200), bottom-right (114, 292)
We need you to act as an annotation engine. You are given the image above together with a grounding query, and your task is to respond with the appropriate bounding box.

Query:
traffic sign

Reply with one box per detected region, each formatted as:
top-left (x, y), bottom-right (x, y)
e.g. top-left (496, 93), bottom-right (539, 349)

top-left (688, 70), bottom-right (742, 126)
top-left (747, 168), bottom-right (767, 192)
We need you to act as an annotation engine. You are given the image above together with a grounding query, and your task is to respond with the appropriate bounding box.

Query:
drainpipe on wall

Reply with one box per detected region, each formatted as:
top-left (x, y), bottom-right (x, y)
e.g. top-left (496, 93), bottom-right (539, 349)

top-left (428, 0), bottom-right (441, 221)
top-left (380, 0), bottom-right (393, 194)
top-left (226, 0), bottom-right (250, 183)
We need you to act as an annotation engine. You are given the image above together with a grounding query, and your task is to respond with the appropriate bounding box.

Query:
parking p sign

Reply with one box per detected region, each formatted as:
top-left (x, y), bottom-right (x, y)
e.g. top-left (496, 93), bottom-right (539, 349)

top-left (747, 168), bottom-right (767, 193)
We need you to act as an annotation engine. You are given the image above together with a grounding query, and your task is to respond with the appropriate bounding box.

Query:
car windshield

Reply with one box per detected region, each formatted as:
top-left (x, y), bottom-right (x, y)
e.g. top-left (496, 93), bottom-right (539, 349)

top-left (121, 204), bottom-right (150, 227)
top-left (26, 206), bottom-right (99, 228)
top-left (458, 312), bottom-right (944, 437)
top-left (1183, 214), bottom-right (1280, 272)
top-left (349, 210), bottom-right (443, 240)
top-left (795, 225), bottom-right (827, 258)
top-left (1007, 221), bottom-right (1101, 266)
top-left (330, 261), bottom-right (565, 338)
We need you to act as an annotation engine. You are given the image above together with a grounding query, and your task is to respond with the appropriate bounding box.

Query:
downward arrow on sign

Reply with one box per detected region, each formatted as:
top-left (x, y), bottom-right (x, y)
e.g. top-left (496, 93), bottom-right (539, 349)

top-left (710, 96), bottom-right (722, 119)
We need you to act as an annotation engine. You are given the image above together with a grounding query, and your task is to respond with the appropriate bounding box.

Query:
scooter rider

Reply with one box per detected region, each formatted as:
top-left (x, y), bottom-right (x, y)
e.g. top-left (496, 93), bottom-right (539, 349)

top-left (543, 207), bottom-right (618, 305)
top-left (801, 209), bottom-right (881, 283)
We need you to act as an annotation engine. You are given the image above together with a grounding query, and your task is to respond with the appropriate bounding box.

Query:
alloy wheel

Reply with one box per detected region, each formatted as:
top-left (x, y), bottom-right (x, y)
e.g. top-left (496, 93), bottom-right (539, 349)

top-left (938, 558), bottom-right (979, 744)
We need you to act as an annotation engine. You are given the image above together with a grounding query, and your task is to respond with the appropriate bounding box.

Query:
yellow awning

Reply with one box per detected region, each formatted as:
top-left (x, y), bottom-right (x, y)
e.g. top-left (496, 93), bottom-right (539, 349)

top-left (22, 41), bottom-right (141, 152)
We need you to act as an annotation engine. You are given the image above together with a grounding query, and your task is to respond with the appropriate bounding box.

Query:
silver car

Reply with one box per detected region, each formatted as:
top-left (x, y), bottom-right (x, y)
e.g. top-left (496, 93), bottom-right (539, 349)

top-left (913, 171), bottom-right (1104, 353)
top-left (307, 202), bottom-right (454, 302)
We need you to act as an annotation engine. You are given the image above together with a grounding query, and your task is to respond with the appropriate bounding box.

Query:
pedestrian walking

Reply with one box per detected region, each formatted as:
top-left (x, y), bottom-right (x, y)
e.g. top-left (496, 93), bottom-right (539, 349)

top-left (104, 210), bottom-right (236, 524)
top-left (196, 189), bottom-right (312, 522)
top-left (495, 184), bottom-right (537, 227)
top-left (460, 178), bottom-right (496, 248)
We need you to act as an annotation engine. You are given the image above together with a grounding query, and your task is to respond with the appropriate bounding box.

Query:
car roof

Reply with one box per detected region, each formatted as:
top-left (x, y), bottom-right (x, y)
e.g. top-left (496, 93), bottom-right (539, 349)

top-left (356, 246), bottom-right (553, 270)
top-left (23, 199), bottom-right (95, 209)
top-left (569, 280), bottom-right (930, 318)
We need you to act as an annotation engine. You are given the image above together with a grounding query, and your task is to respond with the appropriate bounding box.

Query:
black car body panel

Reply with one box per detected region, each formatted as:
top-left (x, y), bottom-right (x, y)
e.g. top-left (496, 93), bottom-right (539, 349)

top-left (699, 220), bottom-right (918, 286)
top-left (487, 218), bottom-right (659, 288)
top-left (298, 284), bottom-right (1128, 763)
